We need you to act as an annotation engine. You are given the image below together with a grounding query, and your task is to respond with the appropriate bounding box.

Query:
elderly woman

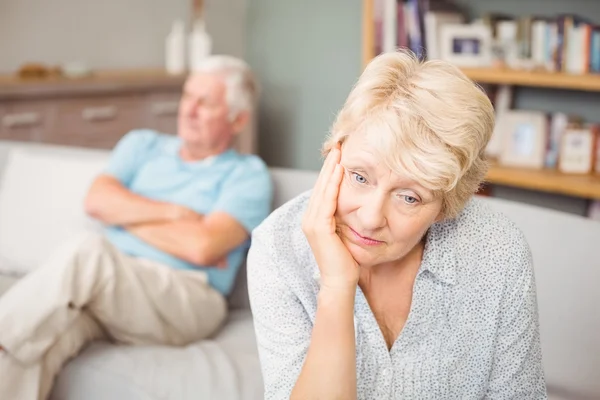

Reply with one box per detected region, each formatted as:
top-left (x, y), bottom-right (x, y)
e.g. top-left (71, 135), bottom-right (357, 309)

top-left (247, 50), bottom-right (547, 400)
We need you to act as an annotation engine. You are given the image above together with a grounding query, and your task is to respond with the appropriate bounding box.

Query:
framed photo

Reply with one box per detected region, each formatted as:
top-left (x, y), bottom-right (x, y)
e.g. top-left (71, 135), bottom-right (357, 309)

top-left (559, 127), bottom-right (597, 174)
top-left (439, 23), bottom-right (493, 67)
top-left (485, 85), bottom-right (514, 160)
top-left (497, 111), bottom-right (548, 169)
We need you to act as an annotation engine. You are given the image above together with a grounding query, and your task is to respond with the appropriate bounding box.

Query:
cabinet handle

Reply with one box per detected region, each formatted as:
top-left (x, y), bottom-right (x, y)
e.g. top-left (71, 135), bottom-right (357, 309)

top-left (151, 101), bottom-right (179, 116)
top-left (2, 112), bottom-right (41, 128)
top-left (82, 106), bottom-right (117, 122)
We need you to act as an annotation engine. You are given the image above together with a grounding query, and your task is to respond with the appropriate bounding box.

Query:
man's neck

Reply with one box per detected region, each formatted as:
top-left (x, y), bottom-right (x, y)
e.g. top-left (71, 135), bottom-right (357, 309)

top-left (179, 142), bottom-right (230, 162)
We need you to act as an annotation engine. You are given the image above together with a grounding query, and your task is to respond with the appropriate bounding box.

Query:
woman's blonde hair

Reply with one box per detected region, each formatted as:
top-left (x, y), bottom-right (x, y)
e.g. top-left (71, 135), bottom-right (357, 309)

top-left (323, 49), bottom-right (495, 219)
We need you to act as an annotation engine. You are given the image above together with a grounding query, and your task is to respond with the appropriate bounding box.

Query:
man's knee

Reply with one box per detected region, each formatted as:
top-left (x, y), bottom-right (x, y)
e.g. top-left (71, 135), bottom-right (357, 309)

top-left (49, 232), bottom-right (117, 275)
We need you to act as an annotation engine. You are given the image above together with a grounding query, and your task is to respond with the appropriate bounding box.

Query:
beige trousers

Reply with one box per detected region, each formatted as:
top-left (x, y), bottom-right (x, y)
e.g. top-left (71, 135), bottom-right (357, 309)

top-left (0, 233), bottom-right (227, 400)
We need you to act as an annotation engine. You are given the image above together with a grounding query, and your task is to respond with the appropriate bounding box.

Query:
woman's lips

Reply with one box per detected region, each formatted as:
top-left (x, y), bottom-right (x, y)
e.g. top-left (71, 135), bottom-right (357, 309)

top-left (348, 226), bottom-right (384, 246)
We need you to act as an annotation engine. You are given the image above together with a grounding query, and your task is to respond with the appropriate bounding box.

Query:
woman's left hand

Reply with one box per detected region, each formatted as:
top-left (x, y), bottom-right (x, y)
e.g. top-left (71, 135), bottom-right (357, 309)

top-left (302, 143), bottom-right (360, 292)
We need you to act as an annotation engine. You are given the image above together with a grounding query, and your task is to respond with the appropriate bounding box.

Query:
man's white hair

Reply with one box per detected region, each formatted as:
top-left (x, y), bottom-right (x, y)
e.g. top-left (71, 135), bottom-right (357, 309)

top-left (192, 55), bottom-right (259, 120)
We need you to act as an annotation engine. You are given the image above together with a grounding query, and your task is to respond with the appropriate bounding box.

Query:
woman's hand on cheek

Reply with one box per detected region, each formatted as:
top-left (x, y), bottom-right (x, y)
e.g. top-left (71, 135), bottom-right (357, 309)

top-left (302, 144), bottom-right (360, 293)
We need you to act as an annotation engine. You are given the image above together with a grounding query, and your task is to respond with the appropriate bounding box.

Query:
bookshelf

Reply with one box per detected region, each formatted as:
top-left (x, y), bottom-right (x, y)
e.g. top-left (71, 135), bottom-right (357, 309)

top-left (460, 67), bottom-right (600, 93)
top-left (486, 164), bottom-right (600, 199)
top-left (361, 0), bottom-right (600, 200)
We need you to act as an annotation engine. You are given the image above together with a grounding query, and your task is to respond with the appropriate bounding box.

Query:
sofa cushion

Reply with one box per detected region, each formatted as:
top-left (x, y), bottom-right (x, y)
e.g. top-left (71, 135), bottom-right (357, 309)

top-left (0, 147), bottom-right (107, 272)
top-left (51, 310), bottom-right (263, 400)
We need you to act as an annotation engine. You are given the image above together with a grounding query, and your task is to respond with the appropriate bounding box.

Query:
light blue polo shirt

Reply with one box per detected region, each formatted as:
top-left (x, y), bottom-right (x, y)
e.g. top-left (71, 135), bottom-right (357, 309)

top-left (102, 129), bottom-right (273, 296)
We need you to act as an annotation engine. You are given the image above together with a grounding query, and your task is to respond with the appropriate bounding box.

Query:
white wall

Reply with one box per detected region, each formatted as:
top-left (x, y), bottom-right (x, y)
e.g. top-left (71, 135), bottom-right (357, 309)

top-left (0, 0), bottom-right (246, 73)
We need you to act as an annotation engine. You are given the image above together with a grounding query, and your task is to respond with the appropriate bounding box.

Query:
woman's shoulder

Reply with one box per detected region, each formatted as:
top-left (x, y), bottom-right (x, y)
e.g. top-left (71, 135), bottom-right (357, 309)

top-left (441, 196), bottom-right (532, 276)
top-left (450, 197), bottom-right (528, 246)
top-left (249, 190), bottom-right (317, 279)
top-left (254, 190), bottom-right (310, 239)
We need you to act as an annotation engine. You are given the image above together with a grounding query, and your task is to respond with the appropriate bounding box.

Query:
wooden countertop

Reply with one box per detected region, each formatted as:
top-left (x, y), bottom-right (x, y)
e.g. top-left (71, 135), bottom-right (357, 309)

top-left (0, 68), bottom-right (187, 99)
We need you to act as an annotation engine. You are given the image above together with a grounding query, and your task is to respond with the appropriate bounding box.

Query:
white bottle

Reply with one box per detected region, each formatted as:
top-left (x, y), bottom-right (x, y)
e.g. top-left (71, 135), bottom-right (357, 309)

top-left (188, 18), bottom-right (212, 72)
top-left (165, 20), bottom-right (186, 75)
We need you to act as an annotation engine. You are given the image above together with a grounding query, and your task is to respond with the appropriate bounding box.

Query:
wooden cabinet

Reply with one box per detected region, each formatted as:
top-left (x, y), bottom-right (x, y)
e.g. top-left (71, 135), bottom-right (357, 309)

top-left (0, 105), bottom-right (6, 139)
top-left (0, 69), bottom-right (185, 150)
top-left (145, 91), bottom-right (181, 135)
top-left (53, 94), bottom-right (146, 149)
top-left (0, 100), bottom-right (55, 142)
top-left (0, 69), bottom-right (258, 154)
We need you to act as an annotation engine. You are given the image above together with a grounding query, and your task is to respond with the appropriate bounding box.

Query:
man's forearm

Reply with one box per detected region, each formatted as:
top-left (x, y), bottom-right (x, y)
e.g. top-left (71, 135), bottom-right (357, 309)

top-left (126, 220), bottom-right (214, 267)
top-left (85, 176), bottom-right (192, 226)
top-left (291, 286), bottom-right (357, 400)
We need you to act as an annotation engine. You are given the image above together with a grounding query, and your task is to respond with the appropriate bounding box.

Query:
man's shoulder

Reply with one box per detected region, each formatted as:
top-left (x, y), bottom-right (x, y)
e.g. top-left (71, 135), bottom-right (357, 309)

top-left (230, 152), bottom-right (269, 174)
top-left (222, 153), bottom-right (271, 193)
top-left (115, 129), bottom-right (176, 155)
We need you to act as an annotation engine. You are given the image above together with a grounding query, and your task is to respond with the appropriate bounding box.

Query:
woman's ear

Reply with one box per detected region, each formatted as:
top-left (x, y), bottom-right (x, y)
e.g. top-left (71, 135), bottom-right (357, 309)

top-left (434, 208), bottom-right (445, 223)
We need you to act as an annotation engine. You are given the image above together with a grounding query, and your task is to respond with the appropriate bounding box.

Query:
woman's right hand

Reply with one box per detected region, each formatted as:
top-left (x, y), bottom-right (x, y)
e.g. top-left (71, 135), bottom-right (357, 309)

top-left (301, 144), bottom-right (360, 292)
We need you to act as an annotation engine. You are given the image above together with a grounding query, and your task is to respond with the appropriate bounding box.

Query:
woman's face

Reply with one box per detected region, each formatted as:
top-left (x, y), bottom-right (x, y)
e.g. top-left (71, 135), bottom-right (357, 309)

top-left (335, 131), bottom-right (444, 269)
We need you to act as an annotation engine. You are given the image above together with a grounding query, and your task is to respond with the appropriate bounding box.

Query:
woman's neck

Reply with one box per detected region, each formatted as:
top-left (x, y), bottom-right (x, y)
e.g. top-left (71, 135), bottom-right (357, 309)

top-left (358, 239), bottom-right (425, 292)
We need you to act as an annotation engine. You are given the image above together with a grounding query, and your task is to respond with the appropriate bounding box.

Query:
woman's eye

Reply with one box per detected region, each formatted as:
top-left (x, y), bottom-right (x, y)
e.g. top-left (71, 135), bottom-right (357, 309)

top-left (352, 173), bottom-right (367, 184)
top-left (403, 195), bottom-right (418, 204)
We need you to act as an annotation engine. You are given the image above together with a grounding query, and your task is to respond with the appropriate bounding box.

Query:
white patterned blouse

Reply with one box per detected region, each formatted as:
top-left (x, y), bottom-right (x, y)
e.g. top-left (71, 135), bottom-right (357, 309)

top-left (247, 191), bottom-right (547, 400)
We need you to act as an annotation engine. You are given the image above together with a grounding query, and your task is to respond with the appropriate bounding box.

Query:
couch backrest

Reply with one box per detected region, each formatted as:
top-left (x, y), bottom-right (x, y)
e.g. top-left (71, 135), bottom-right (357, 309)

top-left (482, 197), bottom-right (600, 399)
top-left (0, 140), bottom-right (598, 398)
top-left (227, 168), bottom-right (318, 309)
top-left (0, 141), bottom-right (319, 309)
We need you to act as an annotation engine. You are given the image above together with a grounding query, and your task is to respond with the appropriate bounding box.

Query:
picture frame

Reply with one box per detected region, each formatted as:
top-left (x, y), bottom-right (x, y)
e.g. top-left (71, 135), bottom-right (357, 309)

top-left (439, 23), bottom-right (493, 67)
top-left (497, 110), bottom-right (548, 169)
top-left (559, 126), bottom-right (598, 174)
top-left (485, 85), bottom-right (514, 160)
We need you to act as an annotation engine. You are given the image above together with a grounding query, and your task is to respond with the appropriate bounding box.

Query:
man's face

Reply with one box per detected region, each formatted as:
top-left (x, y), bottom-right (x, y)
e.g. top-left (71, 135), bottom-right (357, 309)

top-left (335, 131), bottom-right (444, 269)
top-left (178, 72), bottom-right (235, 149)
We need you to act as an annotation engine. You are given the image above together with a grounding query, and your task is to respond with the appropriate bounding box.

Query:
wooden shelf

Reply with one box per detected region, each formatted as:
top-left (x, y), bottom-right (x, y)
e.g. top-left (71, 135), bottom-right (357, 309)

top-left (486, 165), bottom-right (600, 200)
top-left (361, 0), bottom-right (600, 199)
top-left (460, 67), bottom-right (600, 92)
top-left (0, 68), bottom-right (186, 100)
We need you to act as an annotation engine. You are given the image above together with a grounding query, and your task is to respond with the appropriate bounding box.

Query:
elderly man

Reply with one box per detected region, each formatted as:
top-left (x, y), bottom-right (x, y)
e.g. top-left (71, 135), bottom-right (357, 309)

top-left (0, 55), bottom-right (273, 400)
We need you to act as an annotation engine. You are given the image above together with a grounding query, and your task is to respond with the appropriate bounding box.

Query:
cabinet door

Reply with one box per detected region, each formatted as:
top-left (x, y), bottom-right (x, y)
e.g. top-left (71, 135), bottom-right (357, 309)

top-left (53, 94), bottom-right (145, 149)
top-left (0, 100), bottom-right (55, 142)
top-left (145, 91), bottom-right (181, 135)
top-left (0, 104), bottom-right (5, 139)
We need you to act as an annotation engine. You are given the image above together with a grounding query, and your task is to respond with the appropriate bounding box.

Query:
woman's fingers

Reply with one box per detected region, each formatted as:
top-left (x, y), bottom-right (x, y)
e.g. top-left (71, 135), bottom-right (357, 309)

top-left (318, 163), bottom-right (344, 223)
top-left (306, 146), bottom-right (340, 217)
top-left (314, 148), bottom-right (339, 197)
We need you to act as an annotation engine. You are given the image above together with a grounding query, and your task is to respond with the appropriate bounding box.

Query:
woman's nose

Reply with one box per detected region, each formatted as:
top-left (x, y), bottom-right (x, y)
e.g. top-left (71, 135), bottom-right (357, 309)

top-left (356, 196), bottom-right (387, 231)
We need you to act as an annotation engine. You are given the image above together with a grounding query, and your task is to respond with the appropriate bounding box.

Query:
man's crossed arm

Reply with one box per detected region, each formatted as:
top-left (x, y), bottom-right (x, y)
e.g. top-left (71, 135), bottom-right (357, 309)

top-left (84, 175), bottom-right (249, 267)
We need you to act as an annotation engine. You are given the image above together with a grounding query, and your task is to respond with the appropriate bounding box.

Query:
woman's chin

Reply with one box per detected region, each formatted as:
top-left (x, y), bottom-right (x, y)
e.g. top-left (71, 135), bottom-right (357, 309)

top-left (347, 243), bottom-right (380, 268)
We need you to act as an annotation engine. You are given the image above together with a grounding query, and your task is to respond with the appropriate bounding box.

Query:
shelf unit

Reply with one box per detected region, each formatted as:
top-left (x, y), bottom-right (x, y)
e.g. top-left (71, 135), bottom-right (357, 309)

top-left (460, 67), bottom-right (600, 93)
top-left (361, 0), bottom-right (600, 200)
top-left (486, 164), bottom-right (600, 199)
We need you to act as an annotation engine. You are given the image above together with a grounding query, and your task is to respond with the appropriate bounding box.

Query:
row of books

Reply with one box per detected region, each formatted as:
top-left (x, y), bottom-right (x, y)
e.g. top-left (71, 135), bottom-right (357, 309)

top-left (482, 13), bottom-right (600, 74)
top-left (372, 0), bottom-right (600, 74)
top-left (373, 0), bottom-right (463, 60)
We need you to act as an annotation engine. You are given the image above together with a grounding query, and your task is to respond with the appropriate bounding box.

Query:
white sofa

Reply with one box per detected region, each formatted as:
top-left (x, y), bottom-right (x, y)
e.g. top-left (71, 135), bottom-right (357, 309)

top-left (0, 141), bottom-right (598, 400)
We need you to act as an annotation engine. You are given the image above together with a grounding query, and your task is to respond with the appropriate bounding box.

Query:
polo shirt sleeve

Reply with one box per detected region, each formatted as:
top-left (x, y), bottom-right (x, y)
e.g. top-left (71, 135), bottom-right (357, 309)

top-left (212, 157), bottom-right (273, 233)
top-left (104, 130), bottom-right (159, 187)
